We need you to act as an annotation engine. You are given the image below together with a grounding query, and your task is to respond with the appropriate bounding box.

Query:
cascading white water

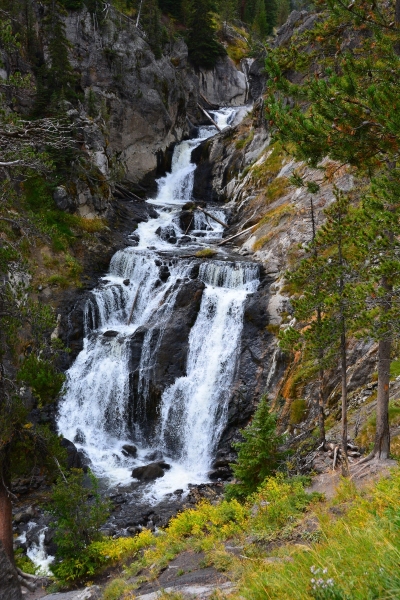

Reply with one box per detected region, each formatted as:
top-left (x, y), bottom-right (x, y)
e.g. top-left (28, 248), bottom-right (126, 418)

top-left (57, 107), bottom-right (259, 497)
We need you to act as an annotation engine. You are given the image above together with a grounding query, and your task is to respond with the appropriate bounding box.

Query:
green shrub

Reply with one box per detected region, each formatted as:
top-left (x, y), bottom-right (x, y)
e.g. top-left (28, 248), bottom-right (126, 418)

top-left (17, 354), bottom-right (66, 406)
top-left (250, 474), bottom-right (316, 540)
top-left (225, 396), bottom-right (285, 500)
top-left (47, 469), bottom-right (111, 569)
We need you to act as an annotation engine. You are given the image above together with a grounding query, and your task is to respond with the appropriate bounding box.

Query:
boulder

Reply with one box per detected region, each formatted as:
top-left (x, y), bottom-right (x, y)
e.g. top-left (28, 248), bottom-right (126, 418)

top-left (60, 438), bottom-right (83, 470)
top-left (53, 186), bottom-right (75, 212)
top-left (121, 444), bottom-right (138, 458)
top-left (103, 330), bottom-right (119, 337)
top-left (131, 461), bottom-right (171, 481)
top-left (208, 467), bottom-right (232, 481)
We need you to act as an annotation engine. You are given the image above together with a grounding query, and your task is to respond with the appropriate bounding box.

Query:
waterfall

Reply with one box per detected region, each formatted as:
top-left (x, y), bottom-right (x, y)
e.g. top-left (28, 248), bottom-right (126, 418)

top-left (57, 107), bottom-right (259, 497)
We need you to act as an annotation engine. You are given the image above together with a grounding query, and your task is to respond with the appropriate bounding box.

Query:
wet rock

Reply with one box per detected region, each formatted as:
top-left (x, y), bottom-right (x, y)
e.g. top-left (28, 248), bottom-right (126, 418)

top-left (121, 444), bottom-right (138, 458)
top-left (159, 265), bottom-right (171, 282)
top-left (103, 330), bottom-right (119, 337)
top-left (60, 438), bottom-right (83, 470)
top-left (144, 449), bottom-right (164, 461)
top-left (208, 467), bottom-right (232, 480)
top-left (128, 279), bottom-right (205, 445)
top-left (131, 461), bottom-right (171, 481)
top-left (179, 210), bottom-right (194, 231)
top-left (156, 225), bottom-right (177, 244)
top-left (74, 428), bottom-right (86, 444)
top-left (123, 279), bottom-right (130, 286)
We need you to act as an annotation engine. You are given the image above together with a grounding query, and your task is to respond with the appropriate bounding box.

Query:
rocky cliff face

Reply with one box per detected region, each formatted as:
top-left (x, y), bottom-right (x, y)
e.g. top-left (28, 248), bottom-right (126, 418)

top-left (62, 7), bottom-right (248, 195)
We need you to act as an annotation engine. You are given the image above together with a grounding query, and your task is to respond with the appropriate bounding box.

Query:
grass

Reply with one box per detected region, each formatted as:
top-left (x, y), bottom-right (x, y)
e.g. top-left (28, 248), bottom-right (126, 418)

top-left (23, 176), bottom-right (106, 253)
top-left (239, 473), bottom-right (400, 599)
top-left (390, 358), bottom-right (400, 379)
top-left (356, 399), bottom-right (400, 450)
top-left (196, 248), bottom-right (217, 258)
top-left (235, 131), bottom-right (254, 150)
top-left (48, 466), bottom-right (400, 600)
top-left (290, 399), bottom-right (309, 425)
top-left (250, 143), bottom-right (287, 187)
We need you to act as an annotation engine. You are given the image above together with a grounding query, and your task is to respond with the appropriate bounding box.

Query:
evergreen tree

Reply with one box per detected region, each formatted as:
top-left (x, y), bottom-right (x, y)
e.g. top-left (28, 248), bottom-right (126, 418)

top-left (225, 396), bottom-right (284, 499)
top-left (265, 0), bottom-right (400, 461)
top-left (186, 0), bottom-right (226, 69)
top-left (253, 0), bottom-right (268, 38)
top-left (141, 0), bottom-right (164, 58)
top-left (217, 0), bottom-right (237, 33)
top-left (157, 0), bottom-right (182, 20)
top-left (281, 194), bottom-right (364, 474)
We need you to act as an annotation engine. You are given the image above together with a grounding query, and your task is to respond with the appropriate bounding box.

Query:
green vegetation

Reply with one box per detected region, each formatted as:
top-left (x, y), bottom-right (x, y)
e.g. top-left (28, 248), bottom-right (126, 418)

top-left (266, 0), bottom-right (400, 461)
top-left (187, 0), bottom-right (226, 68)
top-left (226, 396), bottom-right (284, 499)
top-left (196, 247), bottom-right (217, 257)
top-left (290, 398), bottom-right (308, 425)
top-left (48, 469), bottom-right (111, 579)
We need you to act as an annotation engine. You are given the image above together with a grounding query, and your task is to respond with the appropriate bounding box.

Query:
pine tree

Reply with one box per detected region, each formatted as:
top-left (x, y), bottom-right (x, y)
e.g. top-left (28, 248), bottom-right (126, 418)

top-left (186, 0), bottom-right (226, 69)
top-left (265, 0), bottom-right (400, 461)
top-left (225, 396), bottom-right (284, 499)
top-left (281, 194), bottom-right (364, 474)
top-left (141, 0), bottom-right (164, 58)
top-left (253, 0), bottom-right (268, 38)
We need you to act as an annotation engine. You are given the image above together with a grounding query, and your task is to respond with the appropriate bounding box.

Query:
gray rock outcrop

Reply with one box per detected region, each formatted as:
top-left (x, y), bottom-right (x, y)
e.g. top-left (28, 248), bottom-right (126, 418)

top-left (198, 56), bottom-right (247, 106)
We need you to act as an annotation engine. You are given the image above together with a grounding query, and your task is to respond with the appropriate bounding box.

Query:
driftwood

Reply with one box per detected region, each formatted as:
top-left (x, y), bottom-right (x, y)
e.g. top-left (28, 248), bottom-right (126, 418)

top-left (218, 224), bottom-right (255, 246)
top-left (185, 214), bottom-right (194, 235)
top-left (115, 183), bottom-right (143, 202)
top-left (197, 103), bottom-right (222, 132)
top-left (196, 206), bottom-right (227, 228)
top-left (127, 288), bottom-right (140, 325)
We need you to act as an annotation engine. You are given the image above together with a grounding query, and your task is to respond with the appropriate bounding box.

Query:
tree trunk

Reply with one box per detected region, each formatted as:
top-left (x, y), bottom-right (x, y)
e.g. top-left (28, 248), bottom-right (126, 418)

top-left (340, 327), bottom-right (349, 476)
top-left (0, 455), bottom-right (14, 565)
top-left (0, 540), bottom-right (22, 600)
top-left (318, 365), bottom-right (326, 447)
top-left (373, 338), bottom-right (391, 458)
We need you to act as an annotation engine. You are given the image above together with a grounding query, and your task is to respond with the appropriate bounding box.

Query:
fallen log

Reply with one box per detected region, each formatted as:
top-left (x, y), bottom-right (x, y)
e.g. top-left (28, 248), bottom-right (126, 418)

top-left (184, 214), bottom-right (194, 235)
top-left (196, 206), bottom-right (227, 228)
top-left (218, 224), bottom-right (256, 246)
top-left (197, 103), bottom-right (222, 132)
top-left (115, 183), bottom-right (143, 202)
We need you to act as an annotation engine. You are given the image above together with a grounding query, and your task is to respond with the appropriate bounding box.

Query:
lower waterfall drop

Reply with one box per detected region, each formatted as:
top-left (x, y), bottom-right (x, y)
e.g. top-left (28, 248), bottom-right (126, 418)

top-left (57, 106), bottom-right (259, 498)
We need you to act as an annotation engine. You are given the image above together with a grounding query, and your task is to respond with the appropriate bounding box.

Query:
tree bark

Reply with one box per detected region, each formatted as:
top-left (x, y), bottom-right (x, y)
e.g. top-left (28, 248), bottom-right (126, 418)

top-left (340, 326), bottom-right (349, 476)
top-left (0, 540), bottom-right (22, 600)
top-left (318, 364), bottom-right (326, 447)
top-left (373, 338), bottom-right (391, 459)
top-left (0, 456), bottom-right (14, 565)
